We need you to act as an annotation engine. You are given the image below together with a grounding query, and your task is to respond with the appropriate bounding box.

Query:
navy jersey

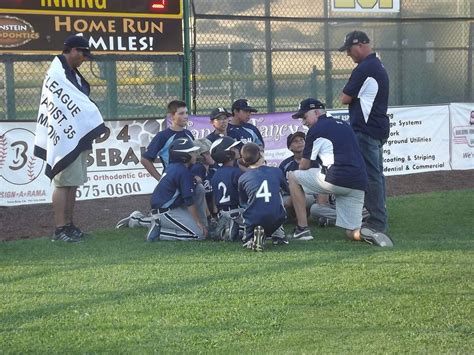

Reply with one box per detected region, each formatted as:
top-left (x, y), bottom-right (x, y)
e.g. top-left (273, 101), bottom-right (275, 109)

top-left (343, 53), bottom-right (390, 140)
top-left (227, 122), bottom-right (264, 147)
top-left (142, 128), bottom-right (194, 170)
top-left (238, 166), bottom-right (288, 227)
top-left (206, 131), bottom-right (225, 143)
top-left (279, 156), bottom-right (319, 181)
top-left (190, 163), bottom-right (215, 194)
top-left (303, 115), bottom-right (368, 191)
top-left (211, 165), bottom-right (243, 209)
top-left (151, 163), bottom-right (196, 209)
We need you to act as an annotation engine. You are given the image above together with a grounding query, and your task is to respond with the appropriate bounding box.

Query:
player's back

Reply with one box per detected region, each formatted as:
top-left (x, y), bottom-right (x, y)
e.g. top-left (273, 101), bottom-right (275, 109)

top-left (151, 163), bottom-right (194, 209)
top-left (211, 165), bottom-right (242, 209)
top-left (238, 165), bottom-right (287, 225)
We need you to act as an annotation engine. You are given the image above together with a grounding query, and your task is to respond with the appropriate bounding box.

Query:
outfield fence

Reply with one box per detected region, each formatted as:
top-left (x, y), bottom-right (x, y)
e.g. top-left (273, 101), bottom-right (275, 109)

top-left (0, 0), bottom-right (473, 120)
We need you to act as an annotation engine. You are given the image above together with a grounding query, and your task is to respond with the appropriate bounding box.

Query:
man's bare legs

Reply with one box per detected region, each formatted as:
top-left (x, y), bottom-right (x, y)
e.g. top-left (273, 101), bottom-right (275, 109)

top-left (52, 186), bottom-right (77, 227)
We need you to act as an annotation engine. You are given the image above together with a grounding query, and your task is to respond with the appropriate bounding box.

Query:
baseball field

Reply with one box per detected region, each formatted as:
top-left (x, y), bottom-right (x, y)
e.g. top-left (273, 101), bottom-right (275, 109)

top-left (1, 188), bottom-right (472, 353)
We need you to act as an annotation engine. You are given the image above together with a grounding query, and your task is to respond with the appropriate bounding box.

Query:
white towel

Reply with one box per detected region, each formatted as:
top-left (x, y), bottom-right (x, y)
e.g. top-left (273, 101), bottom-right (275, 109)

top-left (34, 56), bottom-right (105, 179)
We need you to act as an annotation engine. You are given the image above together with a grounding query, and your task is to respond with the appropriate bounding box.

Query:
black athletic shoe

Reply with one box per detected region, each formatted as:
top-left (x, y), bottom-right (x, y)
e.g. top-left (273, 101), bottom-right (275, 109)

top-left (66, 223), bottom-right (85, 239)
top-left (52, 227), bottom-right (81, 243)
top-left (252, 226), bottom-right (265, 252)
top-left (272, 236), bottom-right (289, 245)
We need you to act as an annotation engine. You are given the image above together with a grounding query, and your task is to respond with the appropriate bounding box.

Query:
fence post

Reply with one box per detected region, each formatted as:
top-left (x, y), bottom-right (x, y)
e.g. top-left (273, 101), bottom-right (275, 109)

top-left (310, 66), bottom-right (319, 98)
top-left (4, 59), bottom-right (16, 120)
top-left (467, 22), bottom-right (473, 102)
top-left (182, 0), bottom-right (191, 108)
top-left (323, 1), bottom-right (333, 108)
top-left (264, 0), bottom-right (275, 113)
top-left (105, 60), bottom-right (117, 120)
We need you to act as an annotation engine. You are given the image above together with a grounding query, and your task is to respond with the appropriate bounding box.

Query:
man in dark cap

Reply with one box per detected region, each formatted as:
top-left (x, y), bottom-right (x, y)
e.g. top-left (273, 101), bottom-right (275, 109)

top-left (227, 98), bottom-right (264, 148)
top-left (34, 33), bottom-right (105, 242)
top-left (339, 30), bottom-right (391, 239)
top-left (287, 98), bottom-right (393, 247)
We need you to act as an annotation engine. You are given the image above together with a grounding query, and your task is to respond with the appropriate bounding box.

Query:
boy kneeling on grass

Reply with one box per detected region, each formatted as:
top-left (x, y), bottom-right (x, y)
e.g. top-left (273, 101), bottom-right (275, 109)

top-left (146, 138), bottom-right (208, 241)
top-left (238, 142), bottom-right (289, 252)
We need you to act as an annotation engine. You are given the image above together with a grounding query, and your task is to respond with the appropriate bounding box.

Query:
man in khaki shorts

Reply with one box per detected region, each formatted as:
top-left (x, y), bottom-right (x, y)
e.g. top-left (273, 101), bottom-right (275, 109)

top-left (33, 33), bottom-right (105, 242)
top-left (287, 98), bottom-right (393, 247)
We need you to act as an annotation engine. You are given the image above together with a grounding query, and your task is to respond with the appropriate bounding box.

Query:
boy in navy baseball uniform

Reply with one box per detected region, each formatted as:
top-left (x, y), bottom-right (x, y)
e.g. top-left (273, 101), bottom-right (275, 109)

top-left (227, 99), bottom-right (265, 148)
top-left (210, 136), bottom-right (245, 241)
top-left (206, 107), bottom-right (232, 143)
top-left (115, 100), bottom-right (195, 229)
top-left (288, 98), bottom-right (393, 247)
top-left (141, 100), bottom-right (195, 181)
top-left (238, 142), bottom-right (288, 252)
top-left (279, 132), bottom-right (322, 218)
top-left (147, 138), bottom-right (208, 241)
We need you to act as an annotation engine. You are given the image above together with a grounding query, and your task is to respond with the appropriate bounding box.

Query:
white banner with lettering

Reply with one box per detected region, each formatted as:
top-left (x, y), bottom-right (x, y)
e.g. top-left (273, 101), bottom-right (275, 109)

top-left (0, 119), bottom-right (165, 206)
top-left (0, 103), bottom-right (471, 206)
top-left (449, 103), bottom-right (474, 170)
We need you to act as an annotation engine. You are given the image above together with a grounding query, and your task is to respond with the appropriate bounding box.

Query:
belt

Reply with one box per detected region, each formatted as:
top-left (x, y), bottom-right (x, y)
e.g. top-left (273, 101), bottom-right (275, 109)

top-left (321, 165), bottom-right (331, 175)
top-left (159, 208), bottom-right (171, 213)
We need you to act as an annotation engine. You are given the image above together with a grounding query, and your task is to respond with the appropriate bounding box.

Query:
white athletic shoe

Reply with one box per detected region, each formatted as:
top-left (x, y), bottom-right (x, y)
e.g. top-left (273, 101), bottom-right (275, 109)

top-left (115, 210), bottom-right (144, 229)
top-left (360, 226), bottom-right (394, 247)
top-left (252, 226), bottom-right (265, 252)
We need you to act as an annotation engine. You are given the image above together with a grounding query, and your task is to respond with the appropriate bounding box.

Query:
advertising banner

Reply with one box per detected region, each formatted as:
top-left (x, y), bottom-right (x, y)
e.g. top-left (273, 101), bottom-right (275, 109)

top-left (0, 119), bottom-right (165, 206)
top-left (0, 0), bottom-right (183, 55)
top-left (449, 103), bottom-right (474, 170)
top-left (383, 105), bottom-right (451, 176)
top-left (186, 112), bottom-right (304, 167)
top-left (0, 104), bottom-right (467, 206)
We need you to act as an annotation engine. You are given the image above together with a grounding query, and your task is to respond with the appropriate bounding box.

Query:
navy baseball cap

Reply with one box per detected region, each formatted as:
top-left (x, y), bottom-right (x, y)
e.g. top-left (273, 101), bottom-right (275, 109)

top-left (287, 131), bottom-right (306, 148)
top-left (64, 34), bottom-right (93, 58)
top-left (338, 30), bottom-right (370, 52)
top-left (231, 99), bottom-right (258, 113)
top-left (292, 98), bottom-right (325, 119)
top-left (209, 107), bottom-right (232, 120)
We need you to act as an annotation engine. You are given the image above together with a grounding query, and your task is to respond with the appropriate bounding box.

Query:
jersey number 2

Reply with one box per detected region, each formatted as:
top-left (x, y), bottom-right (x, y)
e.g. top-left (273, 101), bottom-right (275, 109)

top-left (256, 180), bottom-right (272, 203)
top-left (218, 182), bottom-right (231, 203)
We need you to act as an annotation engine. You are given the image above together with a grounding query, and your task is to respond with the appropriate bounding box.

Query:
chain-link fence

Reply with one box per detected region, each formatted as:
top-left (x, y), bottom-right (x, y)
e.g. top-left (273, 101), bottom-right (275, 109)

top-left (0, 54), bottom-right (183, 120)
top-left (1, 0), bottom-right (472, 120)
top-left (191, 0), bottom-right (474, 114)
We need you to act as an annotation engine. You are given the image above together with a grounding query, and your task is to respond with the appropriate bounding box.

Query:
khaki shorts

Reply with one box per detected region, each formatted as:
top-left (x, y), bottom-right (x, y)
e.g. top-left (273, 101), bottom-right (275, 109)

top-left (53, 150), bottom-right (90, 187)
top-left (293, 168), bottom-right (364, 230)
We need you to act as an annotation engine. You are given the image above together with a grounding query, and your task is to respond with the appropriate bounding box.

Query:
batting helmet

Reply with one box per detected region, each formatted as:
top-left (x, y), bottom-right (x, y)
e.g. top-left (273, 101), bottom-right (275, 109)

top-left (210, 136), bottom-right (240, 164)
top-left (169, 138), bottom-right (199, 163)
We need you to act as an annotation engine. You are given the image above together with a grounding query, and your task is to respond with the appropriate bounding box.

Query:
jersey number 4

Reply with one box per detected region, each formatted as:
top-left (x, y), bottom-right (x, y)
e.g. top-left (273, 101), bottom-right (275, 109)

top-left (256, 180), bottom-right (272, 203)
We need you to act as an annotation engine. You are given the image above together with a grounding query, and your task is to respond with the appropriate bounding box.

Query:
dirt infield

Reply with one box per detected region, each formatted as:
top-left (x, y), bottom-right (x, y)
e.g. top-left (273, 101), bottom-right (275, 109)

top-left (1, 170), bottom-right (473, 242)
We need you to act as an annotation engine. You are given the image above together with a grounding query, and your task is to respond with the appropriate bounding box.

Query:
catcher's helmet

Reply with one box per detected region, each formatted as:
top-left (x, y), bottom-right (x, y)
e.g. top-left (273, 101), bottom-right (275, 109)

top-left (210, 136), bottom-right (240, 164)
top-left (169, 137), bottom-right (199, 163)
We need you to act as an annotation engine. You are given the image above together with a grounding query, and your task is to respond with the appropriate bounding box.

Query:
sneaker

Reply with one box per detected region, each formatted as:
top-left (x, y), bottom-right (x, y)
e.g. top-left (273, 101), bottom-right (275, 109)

top-left (360, 226), bottom-right (394, 247)
top-left (288, 227), bottom-right (314, 241)
top-left (52, 227), bottom-right (81, 243)
top-left (242, 239), bottom-right (253, 249)
top-left (252, 226), bottom-right (265, 252)
top-left (116, 210), bottom-right (144, 229)
top-left (272, 236), bottom-right (289, 245)
top-left (146, 218), bottom-right (161, 242)
top-left (66, 223), bottom-right (85, 239)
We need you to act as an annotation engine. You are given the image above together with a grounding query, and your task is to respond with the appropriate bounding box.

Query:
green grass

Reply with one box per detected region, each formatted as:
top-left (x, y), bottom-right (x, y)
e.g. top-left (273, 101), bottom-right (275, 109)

top-left (1, 189), bottom-right (473, 353)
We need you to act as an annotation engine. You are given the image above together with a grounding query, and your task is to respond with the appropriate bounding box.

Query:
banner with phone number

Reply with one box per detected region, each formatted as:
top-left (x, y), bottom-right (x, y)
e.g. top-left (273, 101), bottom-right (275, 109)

top-left (1, 103), bottom-right (472, 206)
top-left (0, 119), bottom-right (165, 206)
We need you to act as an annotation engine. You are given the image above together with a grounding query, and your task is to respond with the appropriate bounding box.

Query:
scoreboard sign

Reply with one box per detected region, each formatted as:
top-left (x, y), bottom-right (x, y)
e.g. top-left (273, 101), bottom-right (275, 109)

top-left (331, 0), bottom-right (400, 13)
top-left (0, 0), bottom-right (183, 55)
